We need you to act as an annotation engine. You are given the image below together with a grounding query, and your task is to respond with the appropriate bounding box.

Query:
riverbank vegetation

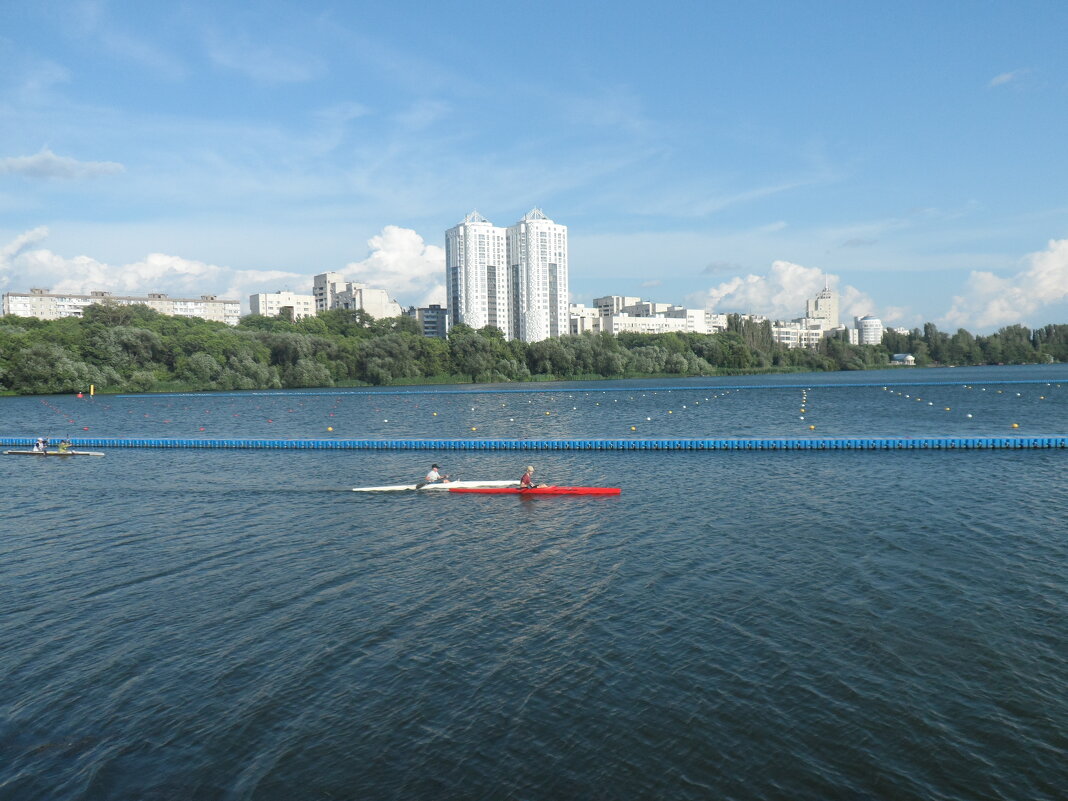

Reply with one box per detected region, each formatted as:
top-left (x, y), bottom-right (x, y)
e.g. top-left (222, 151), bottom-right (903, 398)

top-left (1, 303), bottom-right (1066, 395)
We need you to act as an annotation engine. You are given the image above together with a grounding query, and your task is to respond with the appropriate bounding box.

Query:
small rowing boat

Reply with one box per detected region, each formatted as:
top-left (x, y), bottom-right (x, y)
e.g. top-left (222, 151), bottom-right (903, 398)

top-left (448, 486), bottom-right (621, 496)
top-left (3, 450), bottom-right (106, 457)
top-left (352, 480), bottom-right (518, 492)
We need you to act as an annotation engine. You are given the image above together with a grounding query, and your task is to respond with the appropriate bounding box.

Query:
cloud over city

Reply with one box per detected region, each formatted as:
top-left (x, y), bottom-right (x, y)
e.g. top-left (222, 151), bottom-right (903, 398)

top-left (943, 238), bottom-right (1068, 329)
top-left (695, 260), bottom-right (892, 323)
top-left (342, 226), bottom-right (446, 307)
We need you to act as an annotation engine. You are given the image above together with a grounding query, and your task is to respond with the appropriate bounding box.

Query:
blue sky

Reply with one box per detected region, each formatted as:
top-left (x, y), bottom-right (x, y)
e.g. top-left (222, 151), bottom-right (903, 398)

top-left (2, 0), bottom-right (1067, 331)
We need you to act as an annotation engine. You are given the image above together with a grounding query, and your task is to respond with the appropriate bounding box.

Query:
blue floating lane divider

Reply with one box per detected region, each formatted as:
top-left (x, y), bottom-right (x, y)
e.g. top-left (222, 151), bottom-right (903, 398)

top-left (112, 377), bottom-right (1067, 399)
top-left (3, 436), bottom-right (1067, 450)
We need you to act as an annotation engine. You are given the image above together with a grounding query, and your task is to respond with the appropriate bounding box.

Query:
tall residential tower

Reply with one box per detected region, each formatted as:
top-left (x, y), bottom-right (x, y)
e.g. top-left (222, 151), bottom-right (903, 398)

top-left (506, 208), bottom-right (569, 342)
top-left (445, 211), bottom-right (510, 335)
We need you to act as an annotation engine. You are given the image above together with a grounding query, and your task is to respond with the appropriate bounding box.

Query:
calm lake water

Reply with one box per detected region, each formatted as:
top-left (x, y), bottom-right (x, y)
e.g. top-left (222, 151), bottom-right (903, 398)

top-left (2, 365), bottom-right (1066, 800)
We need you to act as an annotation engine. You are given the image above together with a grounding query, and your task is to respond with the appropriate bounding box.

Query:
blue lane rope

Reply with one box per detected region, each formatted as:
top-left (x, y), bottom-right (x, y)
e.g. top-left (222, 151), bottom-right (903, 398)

top-left (112, 378), bottom-right (1067, 399)
top-left (3, 436), bottom-right (1067, 450)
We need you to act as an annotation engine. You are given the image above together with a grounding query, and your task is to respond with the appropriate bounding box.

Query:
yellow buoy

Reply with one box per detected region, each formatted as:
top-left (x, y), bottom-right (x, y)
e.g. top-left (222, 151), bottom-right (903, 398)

top-left (327, 426), bottom-right (333, 431)
top-left (1012, 423), bottom-right (1019, 428)
top-left (809, 425), bottom-right (815, 430)
top-left (471, 426), bottom-right (477, 431)
top-left (630, 426), bottom-right (636, 431)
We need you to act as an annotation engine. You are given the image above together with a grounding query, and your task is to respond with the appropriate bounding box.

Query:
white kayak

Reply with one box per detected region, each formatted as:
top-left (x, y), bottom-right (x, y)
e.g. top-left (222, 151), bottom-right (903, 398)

top-left (4, 450), bottom-right (106, 457)
top-left (352, 480), bottom-right (518, 492)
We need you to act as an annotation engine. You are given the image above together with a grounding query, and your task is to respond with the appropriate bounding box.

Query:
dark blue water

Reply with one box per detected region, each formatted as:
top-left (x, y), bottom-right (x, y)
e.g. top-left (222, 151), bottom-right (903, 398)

top-left (2, 366), bottom-right (1066, 800)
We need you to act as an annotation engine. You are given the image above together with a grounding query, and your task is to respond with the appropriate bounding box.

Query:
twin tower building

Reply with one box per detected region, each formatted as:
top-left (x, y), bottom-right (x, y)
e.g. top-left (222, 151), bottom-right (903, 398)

top-left (445, 209), bottom-right (568, 343)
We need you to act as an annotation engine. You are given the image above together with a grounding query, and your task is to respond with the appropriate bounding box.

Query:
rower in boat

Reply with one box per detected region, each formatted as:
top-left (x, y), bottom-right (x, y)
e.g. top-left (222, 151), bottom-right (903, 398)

top-left (32, 437), bottom-right (48, 454)
top-left (416, 463), bottom-right (452, 489)
top-left (519, 465), bottom-right (548, 489)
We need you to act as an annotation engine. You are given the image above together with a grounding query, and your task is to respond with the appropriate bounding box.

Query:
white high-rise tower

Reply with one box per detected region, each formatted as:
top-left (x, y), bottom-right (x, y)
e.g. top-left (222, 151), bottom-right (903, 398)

top-left (506, 208), bottom-right (569, 342)
top-left (445, 211), bottom-right (510, 336)
top-left (806, 284), bottom-right (839, 328)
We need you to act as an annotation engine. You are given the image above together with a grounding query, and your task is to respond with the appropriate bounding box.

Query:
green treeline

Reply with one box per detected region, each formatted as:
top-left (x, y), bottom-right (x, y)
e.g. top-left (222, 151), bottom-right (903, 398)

top-left (0, 303), bottom-right (1065, 395)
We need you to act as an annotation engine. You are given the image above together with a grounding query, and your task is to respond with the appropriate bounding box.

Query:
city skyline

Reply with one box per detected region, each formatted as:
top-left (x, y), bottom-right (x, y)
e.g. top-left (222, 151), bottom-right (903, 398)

top-left (2, 1), bottom-right (1068, 333)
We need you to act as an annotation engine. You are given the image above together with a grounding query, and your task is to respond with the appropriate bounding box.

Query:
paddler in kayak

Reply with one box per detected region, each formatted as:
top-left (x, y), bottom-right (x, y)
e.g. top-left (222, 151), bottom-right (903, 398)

top-left (519, 465), bottom-right (547, 489)
top-left (416, 463), bottom-right (452, 489)
top-left (32, 437), bottom-right (48, 454)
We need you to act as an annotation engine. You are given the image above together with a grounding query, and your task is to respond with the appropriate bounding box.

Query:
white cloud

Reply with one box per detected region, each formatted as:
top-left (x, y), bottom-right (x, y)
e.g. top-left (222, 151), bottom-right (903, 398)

top-left (25, 250), bottom-right (223, 295)
top-left (342, 226), bottom-right (445, 307)
top-left (943, 238), bottom-right (1068, 329)
top-left (695, 259), bottom-right (884, 322)
top-left (988, 69), bottom-right (1029, 88)
top-left (1, 226), bottom-right (49, 274)
top-left (0, 148), bottom-right (124, 179)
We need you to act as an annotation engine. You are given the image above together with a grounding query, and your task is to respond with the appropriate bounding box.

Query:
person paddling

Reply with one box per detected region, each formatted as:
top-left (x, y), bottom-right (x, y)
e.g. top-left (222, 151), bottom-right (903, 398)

top-left (417, 463), bottom-right (451, 488)
top-left (33, 437), bottom-right (48, 454)
top-left (519, 465), bottom-right (547, 489)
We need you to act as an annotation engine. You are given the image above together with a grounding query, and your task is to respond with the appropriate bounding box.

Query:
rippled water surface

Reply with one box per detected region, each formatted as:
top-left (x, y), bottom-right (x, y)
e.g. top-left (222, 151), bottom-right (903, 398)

top-left (2, 366), bottom-right (1067, 800)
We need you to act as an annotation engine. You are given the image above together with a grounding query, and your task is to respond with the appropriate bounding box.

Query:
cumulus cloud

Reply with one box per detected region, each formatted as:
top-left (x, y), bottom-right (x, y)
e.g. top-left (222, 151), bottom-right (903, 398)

top-left (25, 250), bottom-right (224, 295)
top-left (343, 226), bottom-right (446, 307)
top-left (0, 228), bottom-right (237, 297)
top-left (943, 238), bottom-right (1068, 329)
top-left (1, 226), bottom-right (49, 272)
top-left (0, 148), bottom-right (124, 179)
top-left (696, 259), bottom-right (888, 322)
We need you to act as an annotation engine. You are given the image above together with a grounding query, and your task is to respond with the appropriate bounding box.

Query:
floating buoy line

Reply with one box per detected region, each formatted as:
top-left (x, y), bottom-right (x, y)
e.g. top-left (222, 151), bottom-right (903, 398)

top-left (3, 436), bottom-right (1067, 451)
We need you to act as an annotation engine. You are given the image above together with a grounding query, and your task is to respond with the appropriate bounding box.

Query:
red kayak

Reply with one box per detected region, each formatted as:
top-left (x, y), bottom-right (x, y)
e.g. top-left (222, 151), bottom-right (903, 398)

top-left (449, 486), bottom-right (620, 496)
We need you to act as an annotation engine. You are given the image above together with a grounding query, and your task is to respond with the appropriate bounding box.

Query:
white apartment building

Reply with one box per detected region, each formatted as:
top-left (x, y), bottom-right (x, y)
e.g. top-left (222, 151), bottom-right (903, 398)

top-left (445, 211), bottom-right (510, 335)
top-left (311, 272), bottom-right (402, 319)
top-left (771, 320), bottom-right (835, 348)
top-left (3, 288), bottom-right (240, 325)
top-left (334, 283), bottom-right (402, 319)
top-left (249, 291), bottom-right (317, 319)
top-left (445, 208), bottom-right (569, 343)
top-left (312, 272), bottom-right (347, 313)
top-left (570, 296), bottom-right (726, 336)
top-left (569, 304), bottom-right (601, 335)
top-left (851, 315), bottom-right (885, 345)
top-left (507, 208), bottom-right (569, 342)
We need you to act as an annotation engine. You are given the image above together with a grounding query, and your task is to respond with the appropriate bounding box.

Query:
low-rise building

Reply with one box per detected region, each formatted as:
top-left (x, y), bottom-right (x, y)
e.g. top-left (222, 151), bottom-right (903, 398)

top-left (771, 319), bottom-right (839, 349)
top-left (249, 291), bottom-right (317, 320)
top-left (3, 288), bottom-right (240, 325)
top-left (405, 304), bottom-right (449, 338)
top-left (573, 296), bottom-right (725, 336)
top-left (312, 272), bottom-right (402, 319)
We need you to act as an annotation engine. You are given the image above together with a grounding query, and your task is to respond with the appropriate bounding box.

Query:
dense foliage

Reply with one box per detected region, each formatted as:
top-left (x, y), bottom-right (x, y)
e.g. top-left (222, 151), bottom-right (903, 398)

top-left (0, 302), bottom-right (1064, 395)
